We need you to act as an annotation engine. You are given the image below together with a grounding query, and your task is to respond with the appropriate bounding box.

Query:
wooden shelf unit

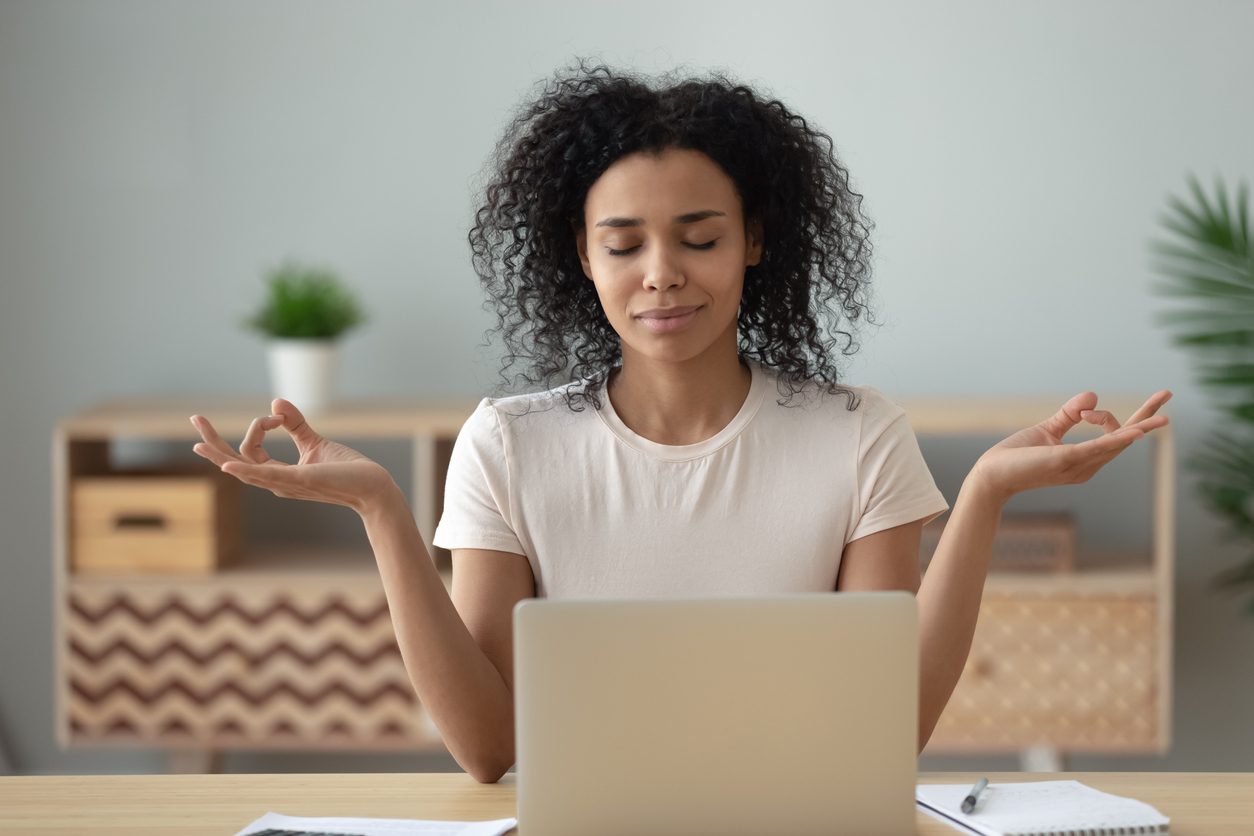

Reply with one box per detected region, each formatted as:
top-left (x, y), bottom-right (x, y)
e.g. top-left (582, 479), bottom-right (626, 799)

top-left (52, 392), bottom-right (1173, 767)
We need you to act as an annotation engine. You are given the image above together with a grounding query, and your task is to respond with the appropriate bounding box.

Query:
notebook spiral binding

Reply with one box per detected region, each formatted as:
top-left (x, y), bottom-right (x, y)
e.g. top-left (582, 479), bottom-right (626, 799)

top-left (1019, 826), bottom-right (1169, 835)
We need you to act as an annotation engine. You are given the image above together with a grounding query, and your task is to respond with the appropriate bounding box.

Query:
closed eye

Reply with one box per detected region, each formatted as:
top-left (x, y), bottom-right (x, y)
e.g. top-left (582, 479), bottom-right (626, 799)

top-left (607, 240), bottom-right (719, 256)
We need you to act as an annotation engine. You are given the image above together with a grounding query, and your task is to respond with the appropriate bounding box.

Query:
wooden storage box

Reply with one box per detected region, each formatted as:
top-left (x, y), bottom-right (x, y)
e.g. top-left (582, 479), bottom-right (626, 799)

top-left (921, 511), bottom-right (1076, 573)
top-left (71, 467), bottom-right (241, 574)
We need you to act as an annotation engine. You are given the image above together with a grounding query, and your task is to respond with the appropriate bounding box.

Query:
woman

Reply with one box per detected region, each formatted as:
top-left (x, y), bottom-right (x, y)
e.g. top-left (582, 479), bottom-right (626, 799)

top-left (190, 59), bottom-right (1170, 783)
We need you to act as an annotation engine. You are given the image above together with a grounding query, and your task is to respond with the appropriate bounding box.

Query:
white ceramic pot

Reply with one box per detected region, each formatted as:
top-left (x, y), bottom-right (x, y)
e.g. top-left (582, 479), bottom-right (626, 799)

top-left (266, 338), bottom-right (339, 416)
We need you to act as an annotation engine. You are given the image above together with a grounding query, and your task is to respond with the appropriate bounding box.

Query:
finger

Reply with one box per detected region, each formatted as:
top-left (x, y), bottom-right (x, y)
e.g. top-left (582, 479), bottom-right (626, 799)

top-left (1123, 390), bottom-right (1173, 427)
top-left (222, 460), bottom-right (296, 494)
top-left (1078, 410), bottom-right (1168, 436)
top-left (239, 415), bottom-right (283, 464)
top-left (1076, 390), bottom-right (1173, 436)
top-left (190, 416), bottom-right (245, 466)
top-left (1076, 424), bottom-right (1143, 454)
top-left (271, 398), bottom-right (322, 453)
top-left (1076, 416), bottom-right (1171, 469)
top-left (1107, 426), bottom-right (1146, 453)
top-left (1079, 409), bottom-right (1121, 434)
top-left (1040, 391), bottom-right (1100, 439)
top-left (1092, 425), bottom-right (1149, 467)
top-left (192, 441), bottom-right (231, 467)
top-left (1128, 414), bottom-right (1169, 434)
top-left (1095, 413), bottom-right (1169, 437)
top-left (1066, 426), bottom-right (1142, 477)
top-left (227, 460), bottom-right (319, 502)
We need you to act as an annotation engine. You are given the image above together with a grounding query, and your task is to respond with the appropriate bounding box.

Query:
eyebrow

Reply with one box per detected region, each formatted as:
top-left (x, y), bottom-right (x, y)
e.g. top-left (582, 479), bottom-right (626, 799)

top-left (594, 209), bottom-right (726, 228)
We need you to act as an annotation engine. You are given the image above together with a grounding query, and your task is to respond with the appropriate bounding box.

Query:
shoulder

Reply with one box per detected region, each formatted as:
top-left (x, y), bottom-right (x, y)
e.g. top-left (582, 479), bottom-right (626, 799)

top-left (754, 363), bottom-right (898, 425)
top-left (848, 384), bottom-right (907, 423)
top-left (753, 372), bottom-right (917, 459)
top-left (471, 377), bottom-right (599, 437)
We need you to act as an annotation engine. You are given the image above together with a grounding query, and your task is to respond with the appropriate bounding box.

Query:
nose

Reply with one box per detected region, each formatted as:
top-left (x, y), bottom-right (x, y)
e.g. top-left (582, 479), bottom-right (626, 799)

top-left (642, 247), bottom-right (685, 292)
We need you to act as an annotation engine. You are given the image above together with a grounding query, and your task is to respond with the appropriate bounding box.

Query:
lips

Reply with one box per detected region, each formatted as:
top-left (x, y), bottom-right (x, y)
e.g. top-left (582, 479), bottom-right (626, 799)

top-left (635, 305), bottom-right (701, 319)
top-left (635, 306), bottom-right (701, 333)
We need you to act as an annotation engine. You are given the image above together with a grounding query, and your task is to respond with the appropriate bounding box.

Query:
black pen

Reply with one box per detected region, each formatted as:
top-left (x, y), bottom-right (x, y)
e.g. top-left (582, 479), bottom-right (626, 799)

top-left (961, 776), bottom-right (989, 813)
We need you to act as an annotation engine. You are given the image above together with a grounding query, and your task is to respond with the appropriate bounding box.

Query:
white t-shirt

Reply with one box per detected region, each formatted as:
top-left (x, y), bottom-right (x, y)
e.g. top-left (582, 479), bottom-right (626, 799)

top-left (432, 358), bottom-right (950, 598)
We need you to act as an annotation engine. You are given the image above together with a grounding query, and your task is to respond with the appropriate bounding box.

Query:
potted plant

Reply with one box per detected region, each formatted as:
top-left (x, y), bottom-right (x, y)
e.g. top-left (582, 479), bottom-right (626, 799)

top-left (242, 259), bottom-right (367, 416)
top-left (1149, 173), bottom-right (1254, 615)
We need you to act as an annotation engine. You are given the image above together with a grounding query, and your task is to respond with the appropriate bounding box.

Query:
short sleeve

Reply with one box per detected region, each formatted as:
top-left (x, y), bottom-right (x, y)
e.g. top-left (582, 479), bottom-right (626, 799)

top-left (847, 390), bottom-right (950, 543)
top-left (431, 397), bottom-right (527, 555)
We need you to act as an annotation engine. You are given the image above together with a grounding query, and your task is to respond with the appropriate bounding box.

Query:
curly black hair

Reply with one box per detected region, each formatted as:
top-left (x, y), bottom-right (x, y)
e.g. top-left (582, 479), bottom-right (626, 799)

top-left (467, 57), bottom-right (881, 413)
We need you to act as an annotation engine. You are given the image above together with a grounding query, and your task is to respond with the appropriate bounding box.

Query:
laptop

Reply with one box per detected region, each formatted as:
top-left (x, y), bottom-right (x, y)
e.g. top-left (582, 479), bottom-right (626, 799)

top-left (512, 592), bottom-right (918, 836)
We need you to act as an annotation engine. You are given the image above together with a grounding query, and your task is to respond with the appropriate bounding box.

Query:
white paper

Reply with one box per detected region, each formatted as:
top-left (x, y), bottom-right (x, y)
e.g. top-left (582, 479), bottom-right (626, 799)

top-left (234, 811), bottom-right (517, 836)
top-left (915, 781), bottom-right (1169, 836)
top-left (915, 801), bottom-right (983, 834)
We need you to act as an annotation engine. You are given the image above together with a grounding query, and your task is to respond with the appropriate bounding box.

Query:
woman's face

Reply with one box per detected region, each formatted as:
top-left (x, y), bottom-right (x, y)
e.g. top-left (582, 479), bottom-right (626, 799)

top-left (575, 147), bottom-right (763, 367)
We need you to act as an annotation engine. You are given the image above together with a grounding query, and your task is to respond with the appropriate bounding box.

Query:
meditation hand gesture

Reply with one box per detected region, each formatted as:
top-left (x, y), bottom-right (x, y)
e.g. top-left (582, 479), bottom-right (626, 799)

top-left (190, 398), bottom-right (395, 515)
top-left (972, 390), bottom-right (1172, 503)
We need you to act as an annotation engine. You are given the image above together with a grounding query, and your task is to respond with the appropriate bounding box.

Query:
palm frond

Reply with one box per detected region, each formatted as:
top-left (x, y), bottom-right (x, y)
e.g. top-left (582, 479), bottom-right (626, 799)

top-left (1237, 180), bottom-right (1251, 250)
top-left (1153, 310), bottom-right (1254, 329)
top-left (1162, 329), bottom-right (1254, 348)
top-left (1163, 193), bottom-right (1208, 233)
top-left (1148, 239), bottom-right (1254, 274)
top-left (1148, 274), bottom-right (1254, 300)
top-left (1196, 363), bottom-right (1254, 387)
top-left (1151, 173), bottom-right (1254, 615)
top-left (1212, 558), bottom-right (1254, 590)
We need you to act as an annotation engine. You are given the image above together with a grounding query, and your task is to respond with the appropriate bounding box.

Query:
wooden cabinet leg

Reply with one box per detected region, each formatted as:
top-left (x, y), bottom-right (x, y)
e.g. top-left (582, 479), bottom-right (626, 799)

top-left (1020, 744), bottom-right (1066, 772)
top-left (166, 748), bottom-right (223, 774)
top-left (412, 433), bottom-right (438, 562)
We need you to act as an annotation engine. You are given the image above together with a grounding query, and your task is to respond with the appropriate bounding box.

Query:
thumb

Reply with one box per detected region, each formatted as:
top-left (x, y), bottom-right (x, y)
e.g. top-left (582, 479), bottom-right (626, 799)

top-left (1038, 391), bottom-right (1098, 438)
top-left (271, 398), bottom-right (322, 449)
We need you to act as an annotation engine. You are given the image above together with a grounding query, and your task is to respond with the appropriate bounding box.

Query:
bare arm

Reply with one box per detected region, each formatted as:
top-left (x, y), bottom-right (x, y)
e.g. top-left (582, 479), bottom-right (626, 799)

top-left (188, 402), bottom-right (532, 782)
top-left (836, 474), bottom-right (1004, 753)
top-left (359, 481), bottom-right (534, 783)
top-left (840, 391), bottom-right (1172, 753)
top-left (912, 475), bottom-right (1005, 751)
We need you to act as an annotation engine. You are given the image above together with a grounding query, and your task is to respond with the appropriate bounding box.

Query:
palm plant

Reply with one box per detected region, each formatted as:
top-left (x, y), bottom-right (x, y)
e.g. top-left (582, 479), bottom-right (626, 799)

top-left (1149, 173), bottom-right (1254, 615)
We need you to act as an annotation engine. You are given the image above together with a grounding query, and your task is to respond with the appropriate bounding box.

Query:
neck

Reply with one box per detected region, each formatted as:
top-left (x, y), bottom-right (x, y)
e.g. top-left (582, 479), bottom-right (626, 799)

top-left (607, 342), bottom-right (753, 446)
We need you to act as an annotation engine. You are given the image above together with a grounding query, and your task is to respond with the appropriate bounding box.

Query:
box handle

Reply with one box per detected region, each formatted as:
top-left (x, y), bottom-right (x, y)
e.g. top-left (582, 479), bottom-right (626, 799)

top-left (113, 513), bottom-right (167, 530)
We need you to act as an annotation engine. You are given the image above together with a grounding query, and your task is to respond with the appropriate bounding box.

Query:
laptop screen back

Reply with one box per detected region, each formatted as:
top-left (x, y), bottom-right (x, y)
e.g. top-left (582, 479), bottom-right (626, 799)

top-left (513, 592), bottom-right (918, 836)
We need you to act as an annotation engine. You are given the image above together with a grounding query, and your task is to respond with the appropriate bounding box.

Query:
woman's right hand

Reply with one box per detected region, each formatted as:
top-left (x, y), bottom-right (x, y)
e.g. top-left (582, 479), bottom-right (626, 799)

top-left (190, 397), bottom-right (396, 516)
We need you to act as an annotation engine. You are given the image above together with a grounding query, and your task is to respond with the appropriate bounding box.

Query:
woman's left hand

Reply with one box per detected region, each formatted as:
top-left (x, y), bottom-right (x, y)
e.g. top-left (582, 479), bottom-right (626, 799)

top-left (972, 390), bottom-right (1173, 503)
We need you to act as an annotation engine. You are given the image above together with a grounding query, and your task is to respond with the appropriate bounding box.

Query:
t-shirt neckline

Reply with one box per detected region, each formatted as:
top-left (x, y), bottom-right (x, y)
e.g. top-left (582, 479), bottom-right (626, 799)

top-left (595, 358), bottom-right (769, 461)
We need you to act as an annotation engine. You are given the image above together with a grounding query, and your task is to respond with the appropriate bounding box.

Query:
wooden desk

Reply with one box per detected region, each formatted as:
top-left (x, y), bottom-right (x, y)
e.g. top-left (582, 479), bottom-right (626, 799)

top-left (0, 771), bottom-right (1249, 834)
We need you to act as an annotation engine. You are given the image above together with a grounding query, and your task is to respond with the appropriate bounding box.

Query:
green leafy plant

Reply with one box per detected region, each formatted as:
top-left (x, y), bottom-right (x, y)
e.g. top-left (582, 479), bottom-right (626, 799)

top-left (1149, 173), bottom-right (1254, 615)
top-left (243, 259), bottom-right (367, 339)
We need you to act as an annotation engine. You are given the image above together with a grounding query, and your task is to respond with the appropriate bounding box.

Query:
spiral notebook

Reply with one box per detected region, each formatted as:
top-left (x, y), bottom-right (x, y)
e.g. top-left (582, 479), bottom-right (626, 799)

top-left (915, 780), bottom-right (1170, 835)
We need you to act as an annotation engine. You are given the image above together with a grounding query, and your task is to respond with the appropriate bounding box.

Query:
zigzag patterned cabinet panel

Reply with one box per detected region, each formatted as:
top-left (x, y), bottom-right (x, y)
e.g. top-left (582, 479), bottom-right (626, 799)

top-left (64, 577), bottom-right (439, 750)
top-left (52, 397), bottom-right (478, 761)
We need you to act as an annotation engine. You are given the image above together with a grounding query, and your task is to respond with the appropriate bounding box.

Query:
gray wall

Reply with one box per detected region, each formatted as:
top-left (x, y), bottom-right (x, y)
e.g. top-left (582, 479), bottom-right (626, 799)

top-left (1, 0), bottom-right (1252, 775)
